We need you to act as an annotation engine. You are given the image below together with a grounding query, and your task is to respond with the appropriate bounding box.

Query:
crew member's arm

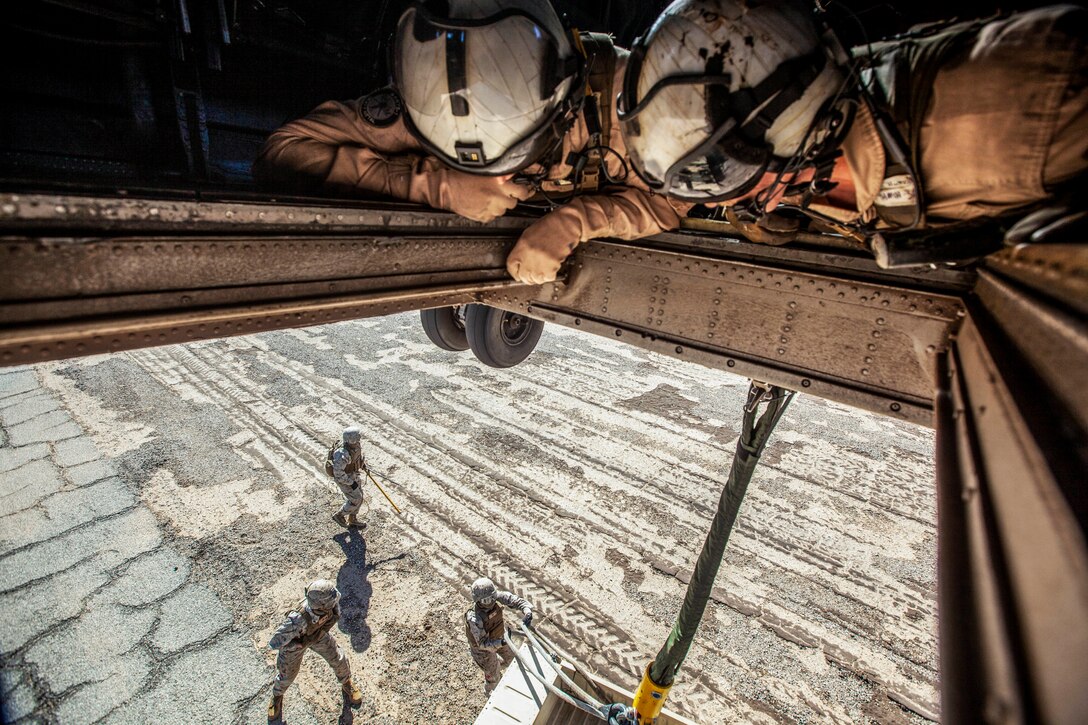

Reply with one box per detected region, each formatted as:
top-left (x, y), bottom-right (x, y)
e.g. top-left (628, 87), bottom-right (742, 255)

top-left (331, 449), bottom-right (358, 489)
top-left (254, 99), bottom-right (531, 222)
top-left (506, 188), bottom-right (686, 284)
top-left (268, 613), bottom-right (304, 650)
top-left (497, 591), bottom-right (533, 626)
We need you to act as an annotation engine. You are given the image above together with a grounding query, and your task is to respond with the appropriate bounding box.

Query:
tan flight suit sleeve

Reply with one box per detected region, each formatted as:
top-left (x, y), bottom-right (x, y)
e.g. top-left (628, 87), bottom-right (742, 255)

top-left (505, 46), bottom-right (691, 284)
top-left (506, 188), bottom-right (685, 284)
top-left (253, 99), bottom-right (531, 222)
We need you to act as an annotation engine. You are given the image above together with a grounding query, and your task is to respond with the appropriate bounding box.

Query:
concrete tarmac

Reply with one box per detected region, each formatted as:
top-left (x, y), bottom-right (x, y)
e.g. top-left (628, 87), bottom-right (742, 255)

top-left (0, 313), bottom-right (937, 724)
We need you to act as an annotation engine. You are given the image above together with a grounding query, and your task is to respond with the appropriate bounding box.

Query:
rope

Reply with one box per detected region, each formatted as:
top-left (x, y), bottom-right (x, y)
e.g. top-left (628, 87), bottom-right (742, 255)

top-left (517, 622), bottom-right (606, 710)
top-left (520, 624), bottom-right (611, 705)
top-left (502, 630), bottom-right (608, 720)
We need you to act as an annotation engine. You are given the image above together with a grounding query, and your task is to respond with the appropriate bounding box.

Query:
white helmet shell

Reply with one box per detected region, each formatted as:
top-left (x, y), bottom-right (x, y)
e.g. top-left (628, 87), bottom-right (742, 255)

top-left (620, 0), bottom-right (843, 202)
top-left (394, 0), bottom-right (580, 174)
top-left (471, 577), bottom-right (498, 603)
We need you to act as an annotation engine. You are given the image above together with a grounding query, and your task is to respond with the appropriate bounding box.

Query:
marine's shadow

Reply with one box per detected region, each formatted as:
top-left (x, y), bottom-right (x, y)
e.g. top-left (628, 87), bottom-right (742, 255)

top-left (333, 529), bottom-right (408, 653)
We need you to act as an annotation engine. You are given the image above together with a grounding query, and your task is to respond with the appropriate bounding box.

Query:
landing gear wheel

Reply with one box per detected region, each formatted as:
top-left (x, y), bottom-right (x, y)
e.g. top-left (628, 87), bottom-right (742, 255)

top-left (420, 306), bottom-right (469, 351)
top-left (464, 304), bottom-right (545, 368)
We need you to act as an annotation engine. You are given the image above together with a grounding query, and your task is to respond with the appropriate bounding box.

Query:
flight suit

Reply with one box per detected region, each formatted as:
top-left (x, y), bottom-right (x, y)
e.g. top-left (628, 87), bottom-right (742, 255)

top-left (253, 44), bottom-right (689, 285)
top-left (802, 6), bottom-right (1087, 227)
top-left (329, 442), bottom-right (366, 518)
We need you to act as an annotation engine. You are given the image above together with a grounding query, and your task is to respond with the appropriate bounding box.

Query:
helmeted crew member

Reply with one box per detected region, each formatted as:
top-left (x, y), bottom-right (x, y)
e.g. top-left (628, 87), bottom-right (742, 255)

top-left (465, 577), bottom-right (533, 694)
top-left (266, 579), bottom-right (362, 722)
top-left (619, 0), bottom-right (1087, 254)
top-left (254, 0), bottom-right (691, 286)
top-left (325, 426), bottom-right (367, 529)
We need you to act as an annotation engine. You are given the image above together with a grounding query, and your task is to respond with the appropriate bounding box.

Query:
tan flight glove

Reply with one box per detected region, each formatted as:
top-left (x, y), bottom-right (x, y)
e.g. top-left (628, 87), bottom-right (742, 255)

top-left (507, 188), bottom-right (683, 284)
top-left (404, 159), bottom-right (534, 222)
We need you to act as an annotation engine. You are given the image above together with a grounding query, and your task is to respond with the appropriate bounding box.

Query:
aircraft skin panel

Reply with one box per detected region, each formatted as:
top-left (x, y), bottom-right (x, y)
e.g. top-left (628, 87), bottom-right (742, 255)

top-left (0, 193), bottom-right (963, 426)
top-left (936, 250), bottom-right (1088, 724)
top-left (485, 239), bottom-right (963, 424)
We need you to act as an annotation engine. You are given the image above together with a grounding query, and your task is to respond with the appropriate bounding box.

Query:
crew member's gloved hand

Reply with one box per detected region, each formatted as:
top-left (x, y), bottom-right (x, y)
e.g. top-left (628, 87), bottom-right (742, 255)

top-left (507, 189), bottom-right (683, 284)
top-left (506, 213), bottom-right (580, 284)
top-left (440, 171), bottom-right (533, 223)
top-left (522, 610), bottom-right (533, 628)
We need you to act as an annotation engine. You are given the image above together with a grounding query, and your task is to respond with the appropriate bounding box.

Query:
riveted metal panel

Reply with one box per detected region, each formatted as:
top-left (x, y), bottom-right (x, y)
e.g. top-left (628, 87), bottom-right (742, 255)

top-left (480, 240), bottom-right (964, 424)
top-left (940, 309), bottom-right (1088, 725)
top-left (0, 193), bottom-right (972, 424)
top-left (986, 244), bottom-right (1088, 316)
top-left (0, 235), bottom-right (515, 300)
top-left (0, 192), bottom-right (535, 234)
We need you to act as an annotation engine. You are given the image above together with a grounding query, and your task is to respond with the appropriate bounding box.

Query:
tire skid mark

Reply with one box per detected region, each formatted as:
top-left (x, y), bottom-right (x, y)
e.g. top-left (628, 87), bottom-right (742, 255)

top-left (149, 344), bottom-right (689, 713)
top-left (234, 344), bottom-right (680, 574)
top-left (131, 346), bottom-right (328, 479)
top-left (440, 386), bottom-right (935, 660)
top-left (423, 381), bottom-right (937, 709)
top-left (127, 336), bottom-right (936, 722)
top-left (258, 342), bottom-right (935, 719)
top-left (161, 342), bottom-right (832, 721)
top-left (501, 354), bottom-right (934, 520)
top-left (454, 360), bottom-right (934, 536)
top-left (223, 338), bottom-right (936, 719)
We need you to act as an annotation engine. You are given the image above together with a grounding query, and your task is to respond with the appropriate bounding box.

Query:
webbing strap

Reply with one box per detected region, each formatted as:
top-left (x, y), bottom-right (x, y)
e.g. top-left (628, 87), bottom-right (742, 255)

top-left (648, 381), bottom-right (795, 687)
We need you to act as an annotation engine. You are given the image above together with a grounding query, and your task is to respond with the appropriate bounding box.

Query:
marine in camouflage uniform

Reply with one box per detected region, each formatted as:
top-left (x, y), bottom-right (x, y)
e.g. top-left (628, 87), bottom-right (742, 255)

top-left (465, 577), bottom-right (533, 694)
top-left (266, 579), bottom-right (362, 722)
top-left (326, 426), bottom-right (367, 529)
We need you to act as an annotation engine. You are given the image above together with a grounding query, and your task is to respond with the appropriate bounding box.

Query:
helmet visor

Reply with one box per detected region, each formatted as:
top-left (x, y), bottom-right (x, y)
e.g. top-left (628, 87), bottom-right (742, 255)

top-left (395, 5), bottom-right (576, 174)
top-left (621, 71), bottom-right (768, 202)
top-left (622, 33), bottom-right (774, 201)
top-left (662, 119), bottom-right (770, 202)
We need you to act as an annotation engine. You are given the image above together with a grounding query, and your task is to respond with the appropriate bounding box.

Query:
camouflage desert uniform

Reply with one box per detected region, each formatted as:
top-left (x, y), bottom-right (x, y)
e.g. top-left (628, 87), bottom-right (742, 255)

top-left (330, 442), bottom-right (366, 517)
top-left (269, 600), bottom-right (351, 695)
top-left (465, 590), bottom-right (532, 690)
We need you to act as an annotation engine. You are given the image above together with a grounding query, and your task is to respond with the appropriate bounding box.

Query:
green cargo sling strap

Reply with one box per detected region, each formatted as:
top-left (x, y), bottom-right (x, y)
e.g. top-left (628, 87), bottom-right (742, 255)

top-left (636, 380), bottom-right (795, 717)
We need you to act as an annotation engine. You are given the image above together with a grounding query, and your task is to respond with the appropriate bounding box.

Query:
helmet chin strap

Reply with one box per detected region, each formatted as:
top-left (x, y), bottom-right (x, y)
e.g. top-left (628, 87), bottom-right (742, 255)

top-left (750, 79), bottom-right (857, 220)
top-left (759, 10), bottom-right (923, 233)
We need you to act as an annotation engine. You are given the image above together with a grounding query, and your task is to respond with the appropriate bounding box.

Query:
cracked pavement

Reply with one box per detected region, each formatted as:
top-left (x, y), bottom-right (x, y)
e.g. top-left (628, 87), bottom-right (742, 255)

top-left (0, 367), bottom-right (273, 724)
top-left (0, 315), bottom-right (939, 724)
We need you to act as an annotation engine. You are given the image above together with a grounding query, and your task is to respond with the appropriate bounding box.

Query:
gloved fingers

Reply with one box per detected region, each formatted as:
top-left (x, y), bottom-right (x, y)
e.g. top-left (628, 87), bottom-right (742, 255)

top-left (505, 181), bottom-right (535, 202)
top-left (507, 252), bottom-right (560, 285)
top-left (507, 233), bottom-right (568, 284)
top-left (496, 194), bottom-right (520, 213)
top-left (465, 208), bottom-right (500, 223)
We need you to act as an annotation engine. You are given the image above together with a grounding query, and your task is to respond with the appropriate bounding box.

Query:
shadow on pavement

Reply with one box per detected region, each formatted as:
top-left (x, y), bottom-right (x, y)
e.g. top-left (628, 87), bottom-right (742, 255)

top-left (333, 529), bottom-right (409, 653)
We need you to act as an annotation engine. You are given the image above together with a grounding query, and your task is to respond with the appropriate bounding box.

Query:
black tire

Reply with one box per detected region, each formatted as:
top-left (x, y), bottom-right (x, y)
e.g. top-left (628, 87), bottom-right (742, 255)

top-left (464, 304), bottom-right (545, 368)
top-left (420, 307), bottom-right (469, 351)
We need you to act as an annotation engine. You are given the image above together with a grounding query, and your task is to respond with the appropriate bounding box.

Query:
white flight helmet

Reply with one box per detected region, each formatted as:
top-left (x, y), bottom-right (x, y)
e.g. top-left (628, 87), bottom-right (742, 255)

top-left (394, 0), bottom-right (583, 175)
top-left (619, 0), bottom-right (847, 202)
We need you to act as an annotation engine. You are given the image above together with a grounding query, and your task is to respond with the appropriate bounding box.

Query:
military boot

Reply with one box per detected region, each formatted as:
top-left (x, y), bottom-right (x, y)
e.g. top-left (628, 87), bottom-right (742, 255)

top-left (267, 694), bottom-right (283, 723)
top-left (346, 514), bottom-right (366, 529)
top-left (343, 678), bottom-right (363, 709)
top-left (331, 512), bottom-right (349, 528)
